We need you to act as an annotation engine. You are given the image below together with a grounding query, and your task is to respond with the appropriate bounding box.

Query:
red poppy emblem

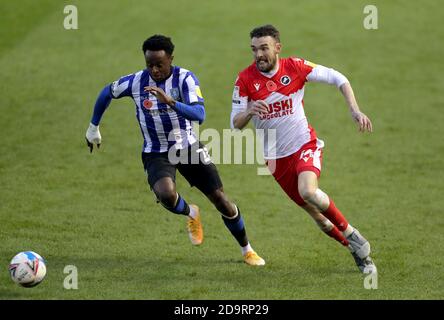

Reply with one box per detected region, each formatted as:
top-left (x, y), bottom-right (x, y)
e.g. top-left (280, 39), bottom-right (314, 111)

top-left (266, 80), bottom-right (277, 92)
top-left (143, 99), bottom-right (153, 109)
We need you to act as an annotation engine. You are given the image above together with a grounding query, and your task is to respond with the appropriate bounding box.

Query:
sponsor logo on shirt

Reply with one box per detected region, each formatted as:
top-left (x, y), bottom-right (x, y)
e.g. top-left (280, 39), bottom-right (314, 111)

top-left (259, 98), bottom-right (294, 120)
top-left (144, 108), bottom-right (176, 116)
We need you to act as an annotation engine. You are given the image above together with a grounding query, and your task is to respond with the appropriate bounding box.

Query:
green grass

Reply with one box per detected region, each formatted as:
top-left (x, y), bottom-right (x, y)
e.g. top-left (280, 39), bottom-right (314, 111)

top-left (1, 0), bottom-right (443, 299)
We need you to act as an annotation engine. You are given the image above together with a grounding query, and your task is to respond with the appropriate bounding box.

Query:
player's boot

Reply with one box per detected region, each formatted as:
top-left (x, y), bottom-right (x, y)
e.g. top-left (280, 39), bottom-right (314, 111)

top-left (346, 227), bottom-right (376, 273)
top-left (187, 205), bottom-right (203, 245)
top-left (243, 251), bottom-right (266, 266)
top-left (346, 227), bottom-right (370, 259)
top-left (351, 252), bottom-right (377, 273)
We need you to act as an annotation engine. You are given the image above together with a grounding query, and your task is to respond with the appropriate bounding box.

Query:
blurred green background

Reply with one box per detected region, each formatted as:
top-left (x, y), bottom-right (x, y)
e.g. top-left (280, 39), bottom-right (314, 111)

top-left (0, 0), bottom-right (443, 299)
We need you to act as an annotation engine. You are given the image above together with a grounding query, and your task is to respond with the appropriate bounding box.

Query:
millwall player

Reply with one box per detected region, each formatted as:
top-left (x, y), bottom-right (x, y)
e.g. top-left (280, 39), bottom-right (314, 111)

top-left (231, 25), bottom-right (376, 273)
top-left (86, 35), bottom-right (265, 266)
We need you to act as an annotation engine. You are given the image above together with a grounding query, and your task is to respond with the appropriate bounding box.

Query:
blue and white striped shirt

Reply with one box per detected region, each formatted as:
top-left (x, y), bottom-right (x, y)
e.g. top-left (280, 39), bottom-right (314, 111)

top-left (110, 66), bottom-right (204, 153)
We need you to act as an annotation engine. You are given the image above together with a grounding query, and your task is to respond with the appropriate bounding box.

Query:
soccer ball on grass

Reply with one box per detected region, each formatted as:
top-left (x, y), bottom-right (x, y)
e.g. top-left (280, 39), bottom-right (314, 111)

top-left (9, 251), bottom-right (47, 287)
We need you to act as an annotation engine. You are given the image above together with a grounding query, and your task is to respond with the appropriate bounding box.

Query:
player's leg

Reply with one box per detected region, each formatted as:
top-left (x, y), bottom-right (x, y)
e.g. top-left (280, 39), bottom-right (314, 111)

top-left (297, 171), bottom-right (350, 232)
top-left (178, 144), bottom-right (265, 266)
top-left (293, 140), bottom-right (363, 250)
top-left (205, 187), bottom-right (265, 266)
top-left (271, 139), bottom-right (376, 273)
top-left (301, 202), bottom-right (349, 246)
top-left (151, 177), bottom-right (193, 215)
top-left (271, 163), bottom-right (349, 247)
top-left (142, 152), bottom-right (203, 245)
top-left (297, 170), bottom-right (376, 272)
top-left (205, 188), bottom-right (247, 248)
top-left (268, 150), bottom-right (344, 245)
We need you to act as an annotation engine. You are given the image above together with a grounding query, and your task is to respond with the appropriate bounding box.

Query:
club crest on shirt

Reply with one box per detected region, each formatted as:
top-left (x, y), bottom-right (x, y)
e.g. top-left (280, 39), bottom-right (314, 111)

top-left (280, 75), bottom-right (291, 85)
top-left (170, 88), bottom-right (180, 100)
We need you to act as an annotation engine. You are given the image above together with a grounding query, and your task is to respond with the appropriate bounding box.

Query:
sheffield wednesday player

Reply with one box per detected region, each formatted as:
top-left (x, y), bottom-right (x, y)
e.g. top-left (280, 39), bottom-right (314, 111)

top-left (86, 35), bottom-right (265, 266)
top-left (231, 25), bottom-right (376, 273)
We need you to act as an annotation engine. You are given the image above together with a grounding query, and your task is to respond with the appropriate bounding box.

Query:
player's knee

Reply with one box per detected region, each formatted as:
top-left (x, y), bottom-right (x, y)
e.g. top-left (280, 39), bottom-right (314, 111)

top-left (208, 190), bottom-right (235, 217)
top-left (299, 185), bottom-right (317, 204)
top-left (154, 184), bottom-right (177, 208)
top-left (157, 191), bottom-right (176, 208)
top-left (216, 198), bottom-right (234, 217)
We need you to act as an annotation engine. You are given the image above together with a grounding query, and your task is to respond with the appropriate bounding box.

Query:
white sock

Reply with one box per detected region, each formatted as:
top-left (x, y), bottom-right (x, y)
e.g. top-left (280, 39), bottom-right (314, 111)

top-left (342, 224), bottom-right (354, 238)
top-left (241, 243), bottom-right (253, 255)
top-left (188, 205), bottom-right (198, 220)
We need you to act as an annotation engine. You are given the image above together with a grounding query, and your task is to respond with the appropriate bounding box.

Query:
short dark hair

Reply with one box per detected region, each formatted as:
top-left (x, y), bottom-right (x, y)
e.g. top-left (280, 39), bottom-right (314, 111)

top-left (250, 24), bottom-right (280, 42)
top-left (142, 35), bottom-right (175, 55)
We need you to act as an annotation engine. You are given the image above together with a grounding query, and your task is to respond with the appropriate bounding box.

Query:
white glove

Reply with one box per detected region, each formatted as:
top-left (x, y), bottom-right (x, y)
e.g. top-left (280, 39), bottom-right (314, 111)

top-left (85, 123), bottom-right (101, 153)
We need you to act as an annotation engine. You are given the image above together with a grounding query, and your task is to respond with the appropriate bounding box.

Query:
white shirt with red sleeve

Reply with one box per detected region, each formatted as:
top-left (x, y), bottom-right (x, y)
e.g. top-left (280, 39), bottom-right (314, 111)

top-left (231, 57), bottom-right (348, 159)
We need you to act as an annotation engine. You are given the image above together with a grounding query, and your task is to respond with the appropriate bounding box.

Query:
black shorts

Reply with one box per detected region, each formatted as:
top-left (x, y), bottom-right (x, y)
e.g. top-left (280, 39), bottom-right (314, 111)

top-left (142, 142), bottom-right (223, 195)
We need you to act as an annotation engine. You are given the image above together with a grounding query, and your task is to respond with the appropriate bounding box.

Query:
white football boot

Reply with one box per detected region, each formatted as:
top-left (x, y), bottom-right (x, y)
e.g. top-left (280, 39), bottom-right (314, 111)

top-left (347, 227), bottom-right (377, 273)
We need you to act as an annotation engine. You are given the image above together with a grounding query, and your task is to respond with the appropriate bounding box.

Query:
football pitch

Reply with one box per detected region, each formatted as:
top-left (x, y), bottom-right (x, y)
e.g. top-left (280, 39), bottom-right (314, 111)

top-left (1, 0), bottom-right (443, 300)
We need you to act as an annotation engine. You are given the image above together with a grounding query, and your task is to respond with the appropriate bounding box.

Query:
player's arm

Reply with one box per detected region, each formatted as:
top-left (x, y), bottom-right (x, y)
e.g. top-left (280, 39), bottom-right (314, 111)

top-left (339, 82), bottom-right (372, 132)
top-left (86, 74), bottom-right (134, 152)
top-left (306, 64), bottom-right (373, 132)
top-left (144, 86), bottom-right (205, 124)
top-left (172, 101), bottom-right (205, 124)
top-left (231, 101), bottom-right (268, 130)
top-left (85, 84), bottom-right (112, 152)
top-left (231, 77), bottom-right (268, 130)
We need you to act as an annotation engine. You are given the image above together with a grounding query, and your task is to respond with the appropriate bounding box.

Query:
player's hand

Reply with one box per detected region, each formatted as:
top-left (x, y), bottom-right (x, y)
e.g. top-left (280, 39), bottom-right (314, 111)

top-left (144, 86), bottom-right (174, 106)
top-left (85, 123), bottom-right (101, 153)
top-left (351, 110), bottom-right (373, 132)
top-left (247, 100), bottom-right (269, 116)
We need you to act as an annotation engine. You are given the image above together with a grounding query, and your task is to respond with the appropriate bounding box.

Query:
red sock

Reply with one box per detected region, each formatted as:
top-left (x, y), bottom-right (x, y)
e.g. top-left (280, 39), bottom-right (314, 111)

top-left (323, 198), bottom-right (349, 232)
top-left (326, 225), bottom-right (349, 246)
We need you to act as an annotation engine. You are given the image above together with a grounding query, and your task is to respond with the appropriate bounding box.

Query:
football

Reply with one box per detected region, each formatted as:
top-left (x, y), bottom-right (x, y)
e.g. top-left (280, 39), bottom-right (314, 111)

top-left (9, 251), bottom-right (47, 288)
